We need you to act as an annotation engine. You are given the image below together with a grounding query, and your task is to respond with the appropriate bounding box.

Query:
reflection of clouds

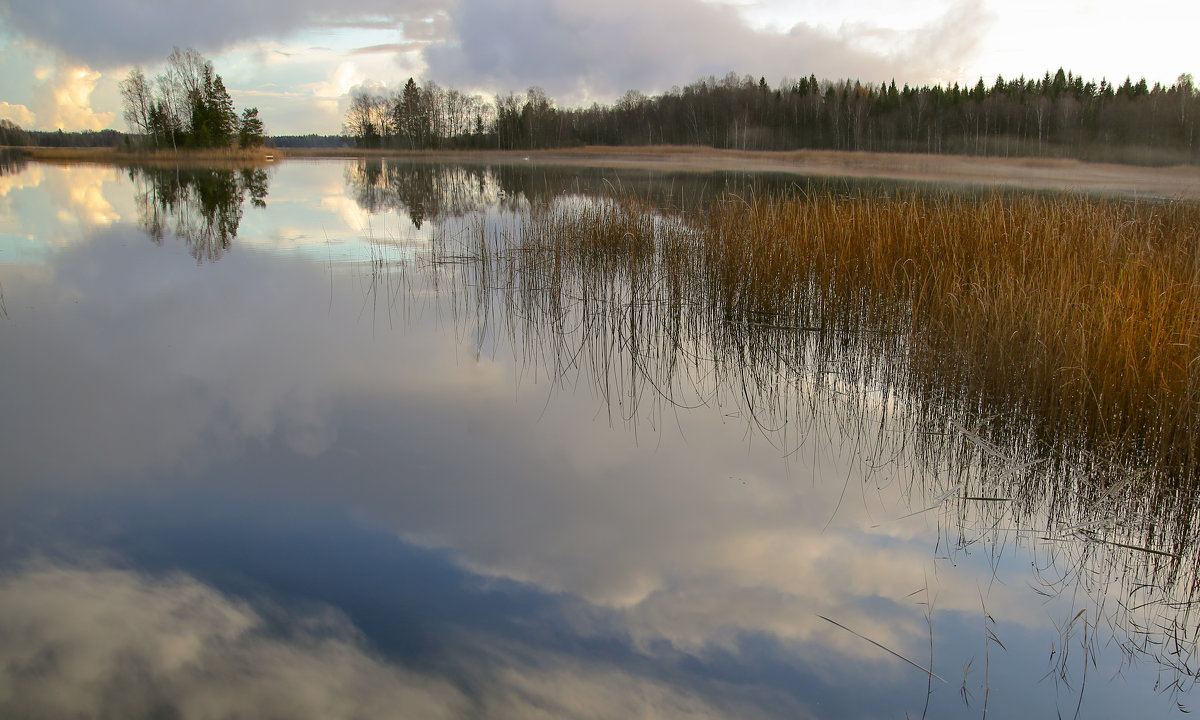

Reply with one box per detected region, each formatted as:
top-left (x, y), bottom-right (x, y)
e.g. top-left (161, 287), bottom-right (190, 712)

top-left (6, 161), bottom-right (1190, 715)
top-left (0, 561), bottom-right (786, 720)
top-left (33, 165), bottom-right (127, 242)
top-left (0, 562), bottom-right (467, 719)
top-left (3, 161), bottom-right (1113, 707)
top-left (464, 638), bottom-right (786, 720)
top-left (0, 163), bottom-right (43, 197)
top-left (62, 166), bottom-right (124, 227)
top-left (0, 165), bottom-right (46, 246)
top-left (0, 239), bottom-right (346, 483)
top-left (321, 193), bottom-right (374, 231)
top-left (0, 224), bottom-right (1040, 672)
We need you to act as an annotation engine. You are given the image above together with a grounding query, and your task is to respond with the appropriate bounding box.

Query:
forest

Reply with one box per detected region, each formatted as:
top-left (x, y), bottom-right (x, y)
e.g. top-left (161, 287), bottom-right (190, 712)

top-left (344, 69), bottom-right (1200, 164)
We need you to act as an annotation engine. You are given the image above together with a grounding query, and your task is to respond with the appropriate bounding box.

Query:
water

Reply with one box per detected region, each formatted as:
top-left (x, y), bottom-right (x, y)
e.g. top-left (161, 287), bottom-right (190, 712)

top-left (0, 157), bottom-right (1193, 718)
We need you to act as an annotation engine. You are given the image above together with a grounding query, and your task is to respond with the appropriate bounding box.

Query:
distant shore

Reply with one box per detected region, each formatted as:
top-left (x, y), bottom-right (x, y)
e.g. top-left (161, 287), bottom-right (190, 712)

top-left (15, 144), bottom-right (1200, 199)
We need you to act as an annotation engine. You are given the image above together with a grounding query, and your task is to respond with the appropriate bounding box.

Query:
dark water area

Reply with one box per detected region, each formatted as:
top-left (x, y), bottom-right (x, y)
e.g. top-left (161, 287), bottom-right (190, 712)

top-left (0, 158), bottom-right (1195, 718)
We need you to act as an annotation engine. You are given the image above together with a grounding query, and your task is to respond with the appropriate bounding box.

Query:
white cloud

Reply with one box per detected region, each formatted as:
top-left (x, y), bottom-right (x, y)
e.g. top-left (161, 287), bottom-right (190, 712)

top-left (29, 61), bottom-right (115, 131)
top-left (0, 101), bottom-right (35, 127)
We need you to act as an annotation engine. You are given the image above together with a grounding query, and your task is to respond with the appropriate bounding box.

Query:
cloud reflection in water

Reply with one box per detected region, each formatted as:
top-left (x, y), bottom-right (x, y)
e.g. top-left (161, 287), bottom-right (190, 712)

top-left (0, 159), bottom-right (1191, 718)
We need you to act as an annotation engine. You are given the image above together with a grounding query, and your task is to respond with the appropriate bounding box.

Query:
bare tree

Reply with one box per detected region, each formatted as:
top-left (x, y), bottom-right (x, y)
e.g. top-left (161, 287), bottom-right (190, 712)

top-left (344, 89), bottom-right (387, 148)
top-left (155, 47), bottom-right (210, 146)
top-left (1178, 74), bottom-right (1197, 153)
top-left (119, 67), bottom-right (155, 146)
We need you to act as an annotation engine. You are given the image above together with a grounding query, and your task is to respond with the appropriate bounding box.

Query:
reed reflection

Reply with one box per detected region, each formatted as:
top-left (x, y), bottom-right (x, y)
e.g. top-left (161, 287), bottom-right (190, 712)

top-left (131, 166), bottom-right (269, 262)
top-left (412, 187), bottom-right (1200, 704)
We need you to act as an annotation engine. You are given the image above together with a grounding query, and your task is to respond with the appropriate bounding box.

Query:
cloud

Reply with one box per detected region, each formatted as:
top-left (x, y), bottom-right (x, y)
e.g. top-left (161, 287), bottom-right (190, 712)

top-left (894, 0), bottom-right (994, 81)
top-left (423, 0), bottom-right (993, 102)
top-left (29, 61), bottom-right (115, 131)
top-left (350, 42), bottom-right (428, 56)
top-left (0, 0), bottom-right (447, 68)
top-left (0, 101), bottom-right (35, 127)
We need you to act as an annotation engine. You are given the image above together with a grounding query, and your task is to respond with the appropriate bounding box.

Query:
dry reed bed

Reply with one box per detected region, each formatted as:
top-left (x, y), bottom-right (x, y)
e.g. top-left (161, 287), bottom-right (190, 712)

top-left (443, 189), bottom-right (1200, 575)
top-left (479, 190), bottom-right (1200, 486)
top-left (707, 193), bottom-right (1199, 479)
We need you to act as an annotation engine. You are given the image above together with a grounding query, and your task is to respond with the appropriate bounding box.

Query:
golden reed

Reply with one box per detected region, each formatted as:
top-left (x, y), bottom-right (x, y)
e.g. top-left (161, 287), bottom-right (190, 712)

top-left (501, 189), bottom-right (1200, 485)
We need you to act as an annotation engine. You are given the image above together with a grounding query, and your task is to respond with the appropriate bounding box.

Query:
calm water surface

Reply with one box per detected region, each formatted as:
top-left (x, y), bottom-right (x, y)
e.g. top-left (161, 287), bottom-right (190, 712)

top-left (0, 157), bottom-right (1194, 718)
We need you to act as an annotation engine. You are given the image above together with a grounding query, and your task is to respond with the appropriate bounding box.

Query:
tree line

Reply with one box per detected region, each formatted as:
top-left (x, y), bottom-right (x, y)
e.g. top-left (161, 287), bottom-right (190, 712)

top-left (345, 69), bottom-right (1200, 164)
top-left (119, 48), bottom-right (265, 150)
top-left (0, 123), bottom-right (125, 149)
top-left (344, 78), bottom-right (494, 150)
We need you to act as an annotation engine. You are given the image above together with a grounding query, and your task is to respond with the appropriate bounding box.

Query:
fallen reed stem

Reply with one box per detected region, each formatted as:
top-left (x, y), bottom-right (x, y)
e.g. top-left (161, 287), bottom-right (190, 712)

top-left (818, 614), bottom-right (949, 683)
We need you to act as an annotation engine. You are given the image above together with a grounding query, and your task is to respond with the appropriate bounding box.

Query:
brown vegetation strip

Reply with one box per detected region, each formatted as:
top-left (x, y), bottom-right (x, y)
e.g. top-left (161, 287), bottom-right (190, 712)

top-left (20, 146), bottom-right (277, 166)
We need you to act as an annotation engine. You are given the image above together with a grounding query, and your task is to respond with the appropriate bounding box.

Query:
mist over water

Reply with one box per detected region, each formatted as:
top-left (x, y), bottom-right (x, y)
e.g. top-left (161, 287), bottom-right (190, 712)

top-left (0, 158), bottom-right (1195, 718)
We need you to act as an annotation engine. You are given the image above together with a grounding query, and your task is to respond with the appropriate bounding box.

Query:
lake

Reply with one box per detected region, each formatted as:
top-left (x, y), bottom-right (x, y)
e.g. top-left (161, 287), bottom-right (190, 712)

top-left (1, 154), bottom-right (1196, 718)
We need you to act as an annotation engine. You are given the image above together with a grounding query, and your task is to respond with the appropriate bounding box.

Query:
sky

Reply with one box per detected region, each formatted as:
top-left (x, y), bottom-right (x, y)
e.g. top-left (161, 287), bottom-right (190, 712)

top-left (0, 0), bottom-right (1196, 135)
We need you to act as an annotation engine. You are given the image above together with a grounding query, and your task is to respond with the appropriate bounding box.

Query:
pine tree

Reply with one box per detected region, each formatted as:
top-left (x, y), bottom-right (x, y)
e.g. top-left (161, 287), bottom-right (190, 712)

top-left (239, 108), bottom-right (265, 148)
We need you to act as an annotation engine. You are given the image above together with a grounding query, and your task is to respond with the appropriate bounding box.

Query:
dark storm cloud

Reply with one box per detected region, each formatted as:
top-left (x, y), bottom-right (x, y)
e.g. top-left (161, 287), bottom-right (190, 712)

top-left (0, 0), bottom-right (442, 67)
top-left (424, 0), bottom-right (992, 99)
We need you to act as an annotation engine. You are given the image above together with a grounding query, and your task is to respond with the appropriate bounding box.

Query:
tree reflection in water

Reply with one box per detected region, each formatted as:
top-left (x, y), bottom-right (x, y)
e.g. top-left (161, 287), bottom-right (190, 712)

top-left (0, 149), bottom-right (27, 177)
top-left (346, 160), bottom-right (504, 229)
top-left (131, 166), bottom-right (269, 262)
top-left (342, 157), bottom-right (833, 230)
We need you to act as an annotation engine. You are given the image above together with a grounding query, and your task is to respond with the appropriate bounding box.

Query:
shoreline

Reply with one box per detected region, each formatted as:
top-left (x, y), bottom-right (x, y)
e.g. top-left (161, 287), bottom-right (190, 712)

top-left (16, 146), bottom-right (279, 166)
top-left (13, 144), bottom-right (1200, 199)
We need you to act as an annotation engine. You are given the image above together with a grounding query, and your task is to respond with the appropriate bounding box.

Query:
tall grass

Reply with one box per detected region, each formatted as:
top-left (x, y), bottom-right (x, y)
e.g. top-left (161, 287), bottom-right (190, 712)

top-left (689, 191), bottom-right (1200, 631)
top-left (439, 186), bottom-right (1200, 560)
top-left (702, 191), bottom-right (1200, 476)
top-left (464, 189), bottom-right (1200, 485)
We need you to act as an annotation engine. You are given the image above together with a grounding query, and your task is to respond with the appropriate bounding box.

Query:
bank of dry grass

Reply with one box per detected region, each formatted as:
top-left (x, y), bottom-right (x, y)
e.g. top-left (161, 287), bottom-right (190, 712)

top-left (20, 146), bottom-right (278, 166)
